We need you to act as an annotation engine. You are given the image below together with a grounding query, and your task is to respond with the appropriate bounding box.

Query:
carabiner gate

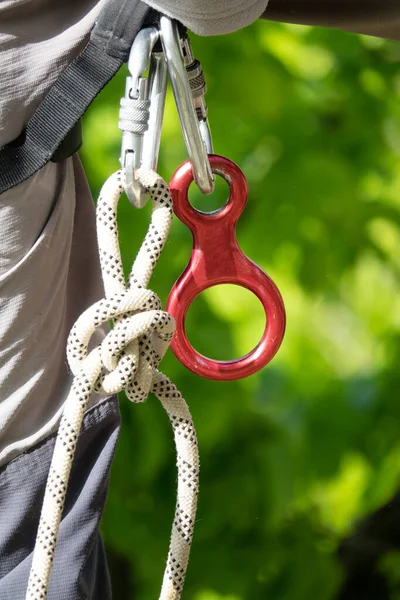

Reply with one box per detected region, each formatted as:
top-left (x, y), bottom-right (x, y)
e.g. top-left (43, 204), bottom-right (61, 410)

top-left (160, 17), bottom-right (214, 195)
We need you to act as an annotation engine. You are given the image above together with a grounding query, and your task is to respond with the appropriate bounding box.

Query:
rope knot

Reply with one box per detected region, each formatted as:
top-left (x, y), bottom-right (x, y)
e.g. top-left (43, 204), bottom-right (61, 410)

top-left (67, 285), bottom-right (175, 403)
top-left (100, 301), bottom-right (175, 402)
top-left (67, 168), bottom-right (175, 404)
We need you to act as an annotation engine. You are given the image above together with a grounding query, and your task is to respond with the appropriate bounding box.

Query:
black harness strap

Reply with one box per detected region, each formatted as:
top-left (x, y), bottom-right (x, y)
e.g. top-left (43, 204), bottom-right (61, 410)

top-left (0, 0), bottom-right (152, 194)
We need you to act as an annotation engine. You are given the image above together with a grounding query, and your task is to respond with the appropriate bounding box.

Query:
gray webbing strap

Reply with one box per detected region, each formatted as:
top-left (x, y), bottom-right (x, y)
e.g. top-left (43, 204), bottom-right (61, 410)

top-left (0, 0), bottom-right (153, 194)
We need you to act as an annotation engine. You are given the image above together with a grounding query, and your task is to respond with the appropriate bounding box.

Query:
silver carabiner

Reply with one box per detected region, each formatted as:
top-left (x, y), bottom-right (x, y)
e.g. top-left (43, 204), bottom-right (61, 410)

top-left (141, 45), bottom-right (168, 172)
top-left (121, 19), bottom-right (214, 204)
top-left (119, 27), bottom-right (167, 208)
top-left (160, 16), bottom-right (214, 195)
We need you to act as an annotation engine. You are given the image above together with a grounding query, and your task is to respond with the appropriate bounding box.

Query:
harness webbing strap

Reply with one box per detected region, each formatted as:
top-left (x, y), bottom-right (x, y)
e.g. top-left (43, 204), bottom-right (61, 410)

top-left (0, 0), bottom-right (152, 195)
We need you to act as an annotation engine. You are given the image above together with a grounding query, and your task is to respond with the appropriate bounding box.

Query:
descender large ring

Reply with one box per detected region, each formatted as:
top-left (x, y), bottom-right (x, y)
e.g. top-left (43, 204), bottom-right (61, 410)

top-left (166, 155), bottom-right (286, 381)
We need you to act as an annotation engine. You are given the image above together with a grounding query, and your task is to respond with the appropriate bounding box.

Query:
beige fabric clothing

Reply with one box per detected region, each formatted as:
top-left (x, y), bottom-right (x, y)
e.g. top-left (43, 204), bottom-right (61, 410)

top-left (0, 1), bottom-right (106, 466)
top-left (0, 155), bottom-right (107, 465)
top-left (0, 0), bottom-right (107, 148)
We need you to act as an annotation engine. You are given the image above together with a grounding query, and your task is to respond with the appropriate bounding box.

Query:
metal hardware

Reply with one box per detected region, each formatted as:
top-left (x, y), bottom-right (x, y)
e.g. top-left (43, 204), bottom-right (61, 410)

top-left (160, 16), bottom-right (214, 195)
top-left (119, 27), bottom-right (167, 208)
top-left (120, 19), bottom-right (214, 205)
top-left (141, 48), bottom-right (168, 170)
top-left (166, 156), bottom-right (286, 380)
top-left (181, 34), bottom-right (213, 155)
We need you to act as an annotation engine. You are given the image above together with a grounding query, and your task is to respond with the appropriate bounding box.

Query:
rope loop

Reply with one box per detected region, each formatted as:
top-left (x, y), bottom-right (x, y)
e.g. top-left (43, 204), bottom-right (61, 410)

top-left (26, 168), bottom-right (199, 600)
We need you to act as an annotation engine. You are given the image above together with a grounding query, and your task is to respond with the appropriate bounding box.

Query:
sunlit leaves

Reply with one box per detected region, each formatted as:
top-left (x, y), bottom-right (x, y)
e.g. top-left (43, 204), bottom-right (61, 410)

top-left (81, 20), bottom-right (400, 600)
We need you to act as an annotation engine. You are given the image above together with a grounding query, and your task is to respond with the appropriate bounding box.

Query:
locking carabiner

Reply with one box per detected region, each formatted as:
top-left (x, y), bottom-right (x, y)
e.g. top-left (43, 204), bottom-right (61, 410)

top-left (120, 18), bottom-right (215, 206)
top-left (119, 26), bottom-right (168, 208)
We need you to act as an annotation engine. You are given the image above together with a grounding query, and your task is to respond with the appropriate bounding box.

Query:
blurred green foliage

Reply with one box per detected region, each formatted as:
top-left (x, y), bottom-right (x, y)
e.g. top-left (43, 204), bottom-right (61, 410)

top-left (81, 20), bottom-right (400, 600)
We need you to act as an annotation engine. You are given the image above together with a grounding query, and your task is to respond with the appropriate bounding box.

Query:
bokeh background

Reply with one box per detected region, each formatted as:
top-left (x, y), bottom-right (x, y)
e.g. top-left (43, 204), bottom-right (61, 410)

top-left (81, 19), bottom-right (400, 600)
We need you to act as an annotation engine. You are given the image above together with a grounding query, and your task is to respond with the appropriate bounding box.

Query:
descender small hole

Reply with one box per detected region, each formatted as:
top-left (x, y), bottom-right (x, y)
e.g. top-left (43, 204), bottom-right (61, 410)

top-left (188, 172), bottom-right (231, 214)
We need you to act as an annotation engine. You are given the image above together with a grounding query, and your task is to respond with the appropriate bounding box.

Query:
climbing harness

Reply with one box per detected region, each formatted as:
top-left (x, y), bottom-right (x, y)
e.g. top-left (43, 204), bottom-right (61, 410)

top-left (25, 12), bottom-right (286, 600)
top-left (0, 0), bottom-right (153, 193)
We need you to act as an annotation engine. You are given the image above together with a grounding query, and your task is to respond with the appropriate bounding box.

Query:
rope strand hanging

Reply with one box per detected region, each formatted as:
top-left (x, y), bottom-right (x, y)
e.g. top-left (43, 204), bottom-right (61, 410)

top-left (26, 168), bottom-right (199, 600)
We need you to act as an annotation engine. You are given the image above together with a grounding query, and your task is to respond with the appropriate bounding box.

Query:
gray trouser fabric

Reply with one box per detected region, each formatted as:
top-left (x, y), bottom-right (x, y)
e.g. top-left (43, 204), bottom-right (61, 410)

top-left (0, 0), bottom-right (395, 598)
top-left (0, 397), bottom-right (119, 600)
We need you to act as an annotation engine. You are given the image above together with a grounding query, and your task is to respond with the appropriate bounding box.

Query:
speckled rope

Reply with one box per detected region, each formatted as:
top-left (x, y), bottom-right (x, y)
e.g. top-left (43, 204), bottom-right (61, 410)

top-left (26, 168), bottom-right (199, 600)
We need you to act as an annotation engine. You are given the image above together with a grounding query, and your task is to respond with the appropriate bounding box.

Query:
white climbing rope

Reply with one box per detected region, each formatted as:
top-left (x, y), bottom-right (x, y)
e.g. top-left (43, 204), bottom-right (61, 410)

top-left (26, 168), bottom-right (199, 600)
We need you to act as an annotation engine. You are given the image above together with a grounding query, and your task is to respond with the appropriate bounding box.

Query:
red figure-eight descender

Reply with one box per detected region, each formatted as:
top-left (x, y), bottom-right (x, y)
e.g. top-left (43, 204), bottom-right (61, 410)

top-left (166, 155), bottom-right (286, 381)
